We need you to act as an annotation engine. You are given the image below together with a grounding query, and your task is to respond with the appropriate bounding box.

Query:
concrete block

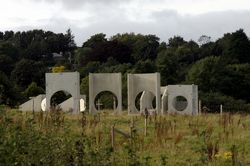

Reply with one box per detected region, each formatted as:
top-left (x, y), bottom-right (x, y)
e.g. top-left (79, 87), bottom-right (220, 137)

top-left (128, 73), bottom-right (161, 114)
top-left (168, 85), bottom-right (198, 115)
top-left (19, 94), bottom-right (45, 112)
top-left (46, 72), bottom-right (80, 113)
top-left (89, 73), bottom-right (122, 114)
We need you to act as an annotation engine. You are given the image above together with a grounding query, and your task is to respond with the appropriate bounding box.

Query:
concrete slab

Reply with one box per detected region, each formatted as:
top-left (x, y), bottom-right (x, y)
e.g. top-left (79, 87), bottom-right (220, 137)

top-left (89, 73), bottom-right (122, 114)
top-left (127, 73), bottom-right (161, 114)
top-left (19, 94), bottom-right (45, 112)
top-left (46, 72), bottom-right (80, 113)
top-left (168, 84), bottom-right (198, 115)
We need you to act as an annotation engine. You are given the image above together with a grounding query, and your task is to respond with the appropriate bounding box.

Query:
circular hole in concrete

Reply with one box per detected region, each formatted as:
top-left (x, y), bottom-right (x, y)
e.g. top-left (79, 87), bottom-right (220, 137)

top-left (135, 91), bottom-right (156, 112)
top-left (50, 90), bottom-right (72, 107)
top-left (94, 91), bottom-right (118, 111)
top-left (172, 96), bottom-right (188, 111)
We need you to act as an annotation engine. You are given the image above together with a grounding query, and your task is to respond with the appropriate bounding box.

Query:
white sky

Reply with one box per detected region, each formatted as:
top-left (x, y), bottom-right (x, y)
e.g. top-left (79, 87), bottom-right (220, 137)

top-left (1, 0), bottom-right (250, 45)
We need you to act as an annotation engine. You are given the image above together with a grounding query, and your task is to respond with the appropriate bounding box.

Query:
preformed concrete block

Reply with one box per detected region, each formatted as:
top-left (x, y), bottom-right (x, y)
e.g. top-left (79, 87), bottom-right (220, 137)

top-left (140, 86), bottom-right (168, 114)
top-left (140, 91), bottom-right (155, 112)
top-left (128, 73), bottom-right (161, 114)
top-left (168, 84), bottom-right (198, 115)
top-left (89, 73), bottom-right (122, 114)
top-left (46, 72), bottom-right (80, 113)
top-left (19, 94), bottom-right (45, 112)
top-left (161, 86), bottom-right (168, 114)
top-left (59, 95), bottom-right (86, 112)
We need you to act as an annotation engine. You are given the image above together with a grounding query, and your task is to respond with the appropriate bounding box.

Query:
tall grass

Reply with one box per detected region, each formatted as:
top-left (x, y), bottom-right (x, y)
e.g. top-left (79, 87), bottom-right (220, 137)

top-left (0, 108), bottom-right (250, 165)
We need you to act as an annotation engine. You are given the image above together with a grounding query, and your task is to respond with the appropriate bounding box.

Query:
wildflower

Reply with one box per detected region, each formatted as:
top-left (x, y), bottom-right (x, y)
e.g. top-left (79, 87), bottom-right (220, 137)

top-left (223, 151), bottom-right (232, 159)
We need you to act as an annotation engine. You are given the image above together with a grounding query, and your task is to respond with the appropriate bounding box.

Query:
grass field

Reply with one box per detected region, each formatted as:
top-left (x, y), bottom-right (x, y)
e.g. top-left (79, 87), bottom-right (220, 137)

top-left (0, 107), bottom-right (250, 165)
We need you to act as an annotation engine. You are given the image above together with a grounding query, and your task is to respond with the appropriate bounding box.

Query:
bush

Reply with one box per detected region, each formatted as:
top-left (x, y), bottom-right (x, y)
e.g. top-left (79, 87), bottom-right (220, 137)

top-left (200, 92), bottom-right (250, 113)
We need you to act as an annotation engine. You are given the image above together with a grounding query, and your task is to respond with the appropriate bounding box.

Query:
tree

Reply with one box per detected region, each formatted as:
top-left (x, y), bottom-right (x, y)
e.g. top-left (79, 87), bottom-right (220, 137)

top-left (0, 31), bottom-right (3, 40)
top-left (80, 76), bottom-right (89, 100)
top-left (222, 64), bottom-right (250, 102)
top-left (0, 41), bottom-right (20, 61)
top-left (82, 33), bottom-right (107, 48)
top-left (186, 56), bottom-right (227, 92)
top-left (0, 71), bottom-right (22, 106)
top-left (156, 49), bottom-right (179, 85)
top-left (111, 33), bottom-right (160, 62)
top-left (24, 82), bottom-right (44, 98)
top-left (0, 54), bottom-right (14, 75)
top-left (77, 61), bottom-right (101, 78)
top-left (11, 59), bottom-right (47, 88)
top-left (90, 40), bottom-right (132, 63)
top-left (168, 36), bottom-right (187, 48)
top-left (65, 29), bottom-right (76, 51)
top-left (198, 35), bottom-right (211, 46)
top-left (225, 29), bottom-right (250, 63)
top-left (132, 60), bottom-right (156, 73)
top-left (212, 29), bottom-right (250, 63)
top-left (75, 47), bottom-right (93, 67)
top-left (3, 31), bottom-right (14, 40)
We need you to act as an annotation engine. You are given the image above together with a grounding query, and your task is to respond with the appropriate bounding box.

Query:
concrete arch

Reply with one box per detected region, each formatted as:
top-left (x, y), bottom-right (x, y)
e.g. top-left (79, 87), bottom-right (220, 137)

top-left (93, 91), bottom-right (118, 110)
top-left (127, 73), bottom-right (161, 114)
top-left (89, 73), bottom-right (122, 114)
top-left (45, 72), bottom-right (80, 113)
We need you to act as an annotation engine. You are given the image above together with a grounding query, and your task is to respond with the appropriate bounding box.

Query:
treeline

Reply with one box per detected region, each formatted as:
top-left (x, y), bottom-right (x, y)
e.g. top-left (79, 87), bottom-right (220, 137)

top-left (0, 29), bottom-right (250, 112)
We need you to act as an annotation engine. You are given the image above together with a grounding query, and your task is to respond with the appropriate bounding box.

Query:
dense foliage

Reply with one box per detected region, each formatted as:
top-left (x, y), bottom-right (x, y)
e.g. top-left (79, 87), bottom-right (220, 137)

top-left (0, 29), bottom-right (250, 112)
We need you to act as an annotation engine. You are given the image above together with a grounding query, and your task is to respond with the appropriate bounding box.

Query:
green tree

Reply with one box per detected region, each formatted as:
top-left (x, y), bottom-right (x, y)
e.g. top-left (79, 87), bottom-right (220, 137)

top-left (156, 49), bottom-right (179, 85)
top-left (80, 76), bottom-right (89, 105)
top-left (186, 56), bottom-right (227, 92)
top-left (0, 71), bottom-right (22, 106)
top-left (0, 41), bottom-right (20, 61)
top-left (111, 33), bottom-right (159, 62)
top-left (77, 61), bottom-right (101, 78)
top-left (75, 47), bottom-right (92, 67)
top-left (82, 33), bottom-right (107, 48)
top-left (0, 54), bottom-right (14, 75)
top-left (24, 82), bottom-right (44, 98)
top-left (11, 59), bottom-right (47, 88)
top-left (225, 29), bottom-right (250, 63)
top-left (222, 64), bottom-right (250, 102)
top-left (132, 60), bottom-right (156, 73)
top-left (168, 36), bottom-right (187, 48)
top-left (212, 29), bottom-right (250, 63)
top-left (90, 40), bottom-right (132, 63)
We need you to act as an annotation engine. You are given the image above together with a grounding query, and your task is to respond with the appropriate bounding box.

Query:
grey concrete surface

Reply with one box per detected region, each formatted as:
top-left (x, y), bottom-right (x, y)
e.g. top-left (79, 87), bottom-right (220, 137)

top-left (140, 91), bottom-right (155, 113)
top-left (19, 94), bottom-right (45, 112)
top-left (140, 86), bottom-right (168, 114)
top-left (59, 95), bottom-right (86, 112)
top-left (168, 84), bottom-right (198, 115)
top-left (45, 72), bottom-right (80, 113)
top-left (127, 73), bottom-right (161, 114)
top-left (161, 86), bottom-right (168, 114)
top-left (89, 73), bottom-right (122, 114)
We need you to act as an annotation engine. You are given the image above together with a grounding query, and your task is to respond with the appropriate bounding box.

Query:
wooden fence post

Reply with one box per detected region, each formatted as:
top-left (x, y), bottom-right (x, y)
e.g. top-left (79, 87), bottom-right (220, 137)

top-left (111, 125), bottom-right (115, 148)
top-left (144, 117), bottom-right (147, 137)
top-left (198, 100), bottom-right (202, 115)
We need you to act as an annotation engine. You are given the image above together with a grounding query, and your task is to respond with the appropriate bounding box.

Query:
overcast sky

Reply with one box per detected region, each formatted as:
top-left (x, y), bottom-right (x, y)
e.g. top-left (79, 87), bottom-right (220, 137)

top-left (1, 0), bottom-right (250, 46)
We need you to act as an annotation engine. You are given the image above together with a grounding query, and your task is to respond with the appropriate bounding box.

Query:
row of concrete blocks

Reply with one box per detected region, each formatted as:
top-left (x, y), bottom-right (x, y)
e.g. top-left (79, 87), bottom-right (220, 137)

top-left (19, 72), bottom-right (198, 115)
top-left (89, 72), bottom-right (198, 115)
